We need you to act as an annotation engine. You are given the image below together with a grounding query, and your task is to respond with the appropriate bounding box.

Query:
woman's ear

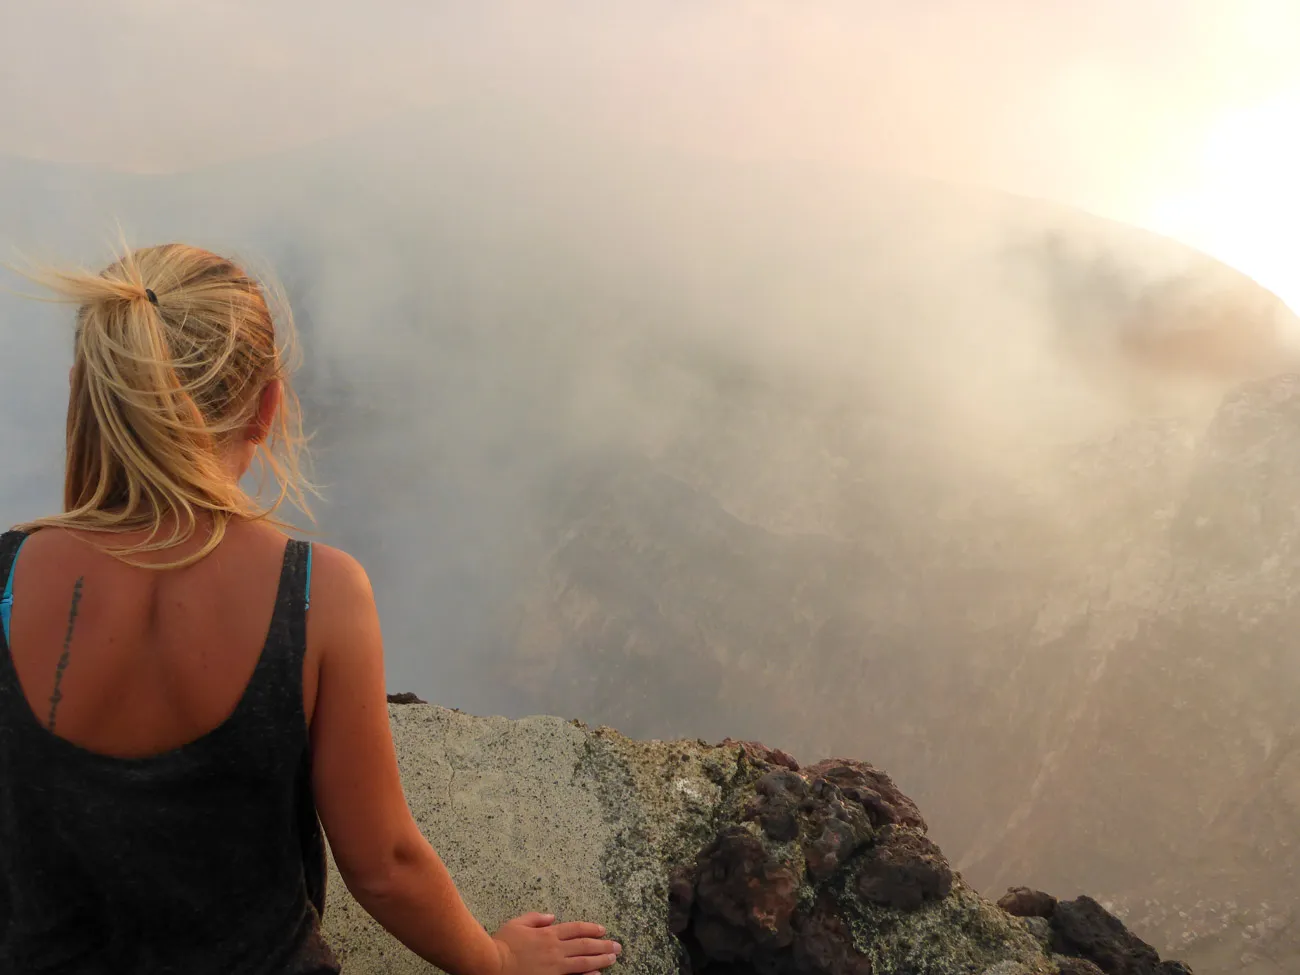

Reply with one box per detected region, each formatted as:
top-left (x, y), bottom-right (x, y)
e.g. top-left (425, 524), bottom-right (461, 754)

top-left (250, 379), bottom-right (283, 444)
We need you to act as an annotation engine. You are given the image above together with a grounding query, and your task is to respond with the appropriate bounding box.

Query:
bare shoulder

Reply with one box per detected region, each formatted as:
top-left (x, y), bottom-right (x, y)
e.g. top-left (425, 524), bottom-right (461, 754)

top-left (307, 542), bottom-right (374, 602)
top-left (304, 542), bottom-right (381, 654)
top-left (302, 542), bottom-right (384, 727)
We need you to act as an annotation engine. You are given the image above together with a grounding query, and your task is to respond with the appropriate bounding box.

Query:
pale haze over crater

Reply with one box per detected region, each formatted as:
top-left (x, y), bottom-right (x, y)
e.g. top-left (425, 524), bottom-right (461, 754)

top-left (3, 1), bottom-right (1299, 308)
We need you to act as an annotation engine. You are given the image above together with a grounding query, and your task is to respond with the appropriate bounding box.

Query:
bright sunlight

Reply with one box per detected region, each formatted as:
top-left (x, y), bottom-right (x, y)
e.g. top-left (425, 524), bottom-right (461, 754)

top-left (1146, 88), bottom-right (1300, 314)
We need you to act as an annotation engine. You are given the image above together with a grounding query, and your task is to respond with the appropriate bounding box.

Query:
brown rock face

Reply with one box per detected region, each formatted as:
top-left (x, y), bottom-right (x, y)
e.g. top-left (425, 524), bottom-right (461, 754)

top-left (803, 759), bottom-right (926, 830)
top-left (998, 887), bottom-right (1058, 919)
top-left (804, 816), bottom-right (864, 884)
top-left (667, 866), bottom-right (695, 936)
top-left (985, 886), bottom-right (1196, 975)
top-left (853, 826), bottom-right (953, 911)
top-left (693, 826), bottom-right (802, 961)
top-left (747, 770), bottom-right (808, 842)
top-left (1054, 958), bottom-right (1107, 975)
top-left (724, 738), bottom-right (802, 772)
top-left (1048, 896), bottom-right (1170, 975)
top-left (792, 893), bottom-right (875, 975)
top-left (386, 691), bottom-right (428, 704)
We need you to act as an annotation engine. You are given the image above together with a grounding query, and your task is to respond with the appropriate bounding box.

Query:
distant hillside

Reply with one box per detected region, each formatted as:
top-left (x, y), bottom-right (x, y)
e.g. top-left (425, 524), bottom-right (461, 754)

top-left (489, 373), bottom-right (1300, 974)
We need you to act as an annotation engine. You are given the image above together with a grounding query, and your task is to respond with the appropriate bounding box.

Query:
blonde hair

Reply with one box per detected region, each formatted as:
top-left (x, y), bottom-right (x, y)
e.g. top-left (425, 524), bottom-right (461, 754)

top-left (14, 243), bottom-right (314, 568)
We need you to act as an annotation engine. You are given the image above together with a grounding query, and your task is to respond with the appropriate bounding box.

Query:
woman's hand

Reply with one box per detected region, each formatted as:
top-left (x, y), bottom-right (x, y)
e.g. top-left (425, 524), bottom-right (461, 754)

top-left (491, 913), bottom-right (622, 975)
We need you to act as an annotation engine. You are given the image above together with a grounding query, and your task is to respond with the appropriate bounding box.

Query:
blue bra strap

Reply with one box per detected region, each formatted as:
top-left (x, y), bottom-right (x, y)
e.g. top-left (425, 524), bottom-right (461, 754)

top-left (304, 542), bottom-right (313, 611)
top-left (1, 534), bottom-right (30, 645)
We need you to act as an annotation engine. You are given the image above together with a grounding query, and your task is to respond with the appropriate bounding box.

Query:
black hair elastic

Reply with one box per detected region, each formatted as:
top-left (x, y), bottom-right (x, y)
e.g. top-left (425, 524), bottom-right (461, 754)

top-left (145, 288), bottom-right (158, 305)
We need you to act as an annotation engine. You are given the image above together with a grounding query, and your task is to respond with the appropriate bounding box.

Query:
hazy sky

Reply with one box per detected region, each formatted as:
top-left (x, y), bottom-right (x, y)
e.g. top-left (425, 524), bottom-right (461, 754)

top-left (3, 1), bottom-right (1298, 306)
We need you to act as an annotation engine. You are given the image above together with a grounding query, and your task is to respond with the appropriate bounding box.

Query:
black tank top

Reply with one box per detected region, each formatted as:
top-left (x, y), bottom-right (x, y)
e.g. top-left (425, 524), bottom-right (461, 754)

top-left (0, 530), bottom-right (339, 975)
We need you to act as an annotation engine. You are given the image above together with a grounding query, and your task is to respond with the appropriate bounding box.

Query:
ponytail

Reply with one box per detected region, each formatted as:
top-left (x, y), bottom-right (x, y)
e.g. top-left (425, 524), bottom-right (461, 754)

top-left (14, 243), bottom-right (315, 568)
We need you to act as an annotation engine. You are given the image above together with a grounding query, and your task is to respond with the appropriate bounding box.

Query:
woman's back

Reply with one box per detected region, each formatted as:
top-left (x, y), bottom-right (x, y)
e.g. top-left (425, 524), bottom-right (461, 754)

top-left (5, 521), bottom-right (316, 757)
top-left (1, 242), bottom-right (620, 975)
top-left (0, 523), bottom-right (335, 975)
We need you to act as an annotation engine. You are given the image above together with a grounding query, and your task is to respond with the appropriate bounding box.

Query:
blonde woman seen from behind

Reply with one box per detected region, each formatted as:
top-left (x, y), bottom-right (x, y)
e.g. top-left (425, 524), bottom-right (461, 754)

top-left (0, 244), bottom-right (621, 975)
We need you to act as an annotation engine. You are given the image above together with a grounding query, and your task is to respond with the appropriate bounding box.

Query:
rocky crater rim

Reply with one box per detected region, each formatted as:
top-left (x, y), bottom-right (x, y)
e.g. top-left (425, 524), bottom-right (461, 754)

top-left (372, 699), bottom-right (1194, 975)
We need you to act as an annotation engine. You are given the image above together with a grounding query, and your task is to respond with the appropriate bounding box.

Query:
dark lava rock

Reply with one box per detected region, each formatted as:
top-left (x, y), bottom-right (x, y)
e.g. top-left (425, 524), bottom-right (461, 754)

top-left (1054, 957), bottom-right (1107, 975)
top-left (1051, 896), bottom-right (1184, 975)
top-left (803, 759), bottom-right (926, 830)
top-left (673, 738), bottom-right (1042, 973)
top-left (747, 770), bottom-right (809, 842)
top-left (668, 866), bottom-right (695, 936)
top-left (803, 817), bottom-right (863, 884)
top-left (998, 887), bottom-right (1058, 919)
top-left (852, 825), bottom-right (953, 911)
top-left (757, 770), bottom-right (809, 799)
top-left (1023, 916), bottom-right (1052, 948)
top-left (803, 776), bottom-right (873, 838)
top-left (694, 826), bottom-right (801, 962)
top-left (386, 691), bottom-right (427, 704)
top-left (725, 738), bottom-right (801, 772)
top-left (676, 748), bottom-right (886, 973)
top-left (792, 893), bottom-right (874, 975)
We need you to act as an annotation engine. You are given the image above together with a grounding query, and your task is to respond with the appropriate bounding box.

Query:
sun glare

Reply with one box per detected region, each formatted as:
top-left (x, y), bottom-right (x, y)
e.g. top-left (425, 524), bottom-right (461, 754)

top-left (1146, 90), bottom-right (1300, 315)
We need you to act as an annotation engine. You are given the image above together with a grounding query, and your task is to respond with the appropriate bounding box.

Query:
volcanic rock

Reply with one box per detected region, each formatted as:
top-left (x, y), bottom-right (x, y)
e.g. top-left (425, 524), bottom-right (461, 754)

top-left (997, 888), bottom-right (1058, 919)
top-left (385, 691), bottom-right (427, 704)
top-left (1049, 896), bottom-right (1166, 975)
top-left (324, 704), bottom-right (1058, 974)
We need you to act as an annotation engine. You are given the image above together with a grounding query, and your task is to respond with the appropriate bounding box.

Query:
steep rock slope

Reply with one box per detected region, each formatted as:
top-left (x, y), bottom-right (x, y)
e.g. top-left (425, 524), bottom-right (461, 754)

top-left (490, 370), bottom-right (1300, 975)
top-left (964, 376), bottom-right (1300, 973)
